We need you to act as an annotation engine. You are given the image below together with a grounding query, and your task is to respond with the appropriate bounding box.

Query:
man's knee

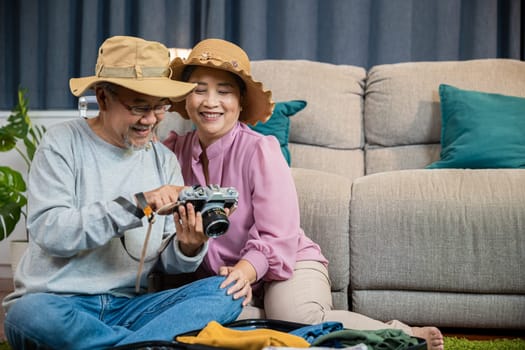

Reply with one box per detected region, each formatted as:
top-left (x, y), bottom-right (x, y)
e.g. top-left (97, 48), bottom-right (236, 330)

top-left (7, 293), bottom-right (73, 334)
top-left (5, 294), bottom-right (60, 350)
top-left (7, 294), bottom-right (51, 324)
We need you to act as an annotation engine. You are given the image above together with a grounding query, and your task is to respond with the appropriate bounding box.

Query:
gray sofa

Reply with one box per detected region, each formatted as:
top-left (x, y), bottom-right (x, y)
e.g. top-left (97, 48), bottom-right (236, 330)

top-left (159, 58), bottom-right (525, 329)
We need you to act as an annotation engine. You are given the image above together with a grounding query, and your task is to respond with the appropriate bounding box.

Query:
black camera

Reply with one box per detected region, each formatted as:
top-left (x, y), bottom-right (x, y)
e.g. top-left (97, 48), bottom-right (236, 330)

top-left (178, 185), bottom-right (239, 237)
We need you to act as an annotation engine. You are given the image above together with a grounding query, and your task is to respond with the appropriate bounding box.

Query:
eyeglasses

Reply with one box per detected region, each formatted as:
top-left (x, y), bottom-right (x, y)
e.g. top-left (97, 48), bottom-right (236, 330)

top-left (115, 96), bottom-right (171, 117)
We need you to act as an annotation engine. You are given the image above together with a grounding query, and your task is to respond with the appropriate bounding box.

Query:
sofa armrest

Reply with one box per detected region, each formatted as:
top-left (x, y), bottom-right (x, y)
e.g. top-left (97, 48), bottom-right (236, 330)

top-left (291, 167), bottom-right (352, 309)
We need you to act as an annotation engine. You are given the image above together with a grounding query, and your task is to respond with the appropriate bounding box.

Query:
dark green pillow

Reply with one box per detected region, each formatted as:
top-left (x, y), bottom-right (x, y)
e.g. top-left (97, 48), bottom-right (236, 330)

top-left (249, 100), bottom-right (307, 165)
top-left (427, 84), bottom-right (525, 169)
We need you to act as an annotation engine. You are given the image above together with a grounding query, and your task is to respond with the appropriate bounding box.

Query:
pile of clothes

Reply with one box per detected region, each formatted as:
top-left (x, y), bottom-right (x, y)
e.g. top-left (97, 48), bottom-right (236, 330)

top-left (174, 320), bottom-right (423, 350)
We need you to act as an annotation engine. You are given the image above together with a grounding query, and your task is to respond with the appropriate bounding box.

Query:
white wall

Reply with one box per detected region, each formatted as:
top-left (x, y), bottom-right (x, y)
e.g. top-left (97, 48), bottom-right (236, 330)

top-left (0, 110), bottom-right (80, 278)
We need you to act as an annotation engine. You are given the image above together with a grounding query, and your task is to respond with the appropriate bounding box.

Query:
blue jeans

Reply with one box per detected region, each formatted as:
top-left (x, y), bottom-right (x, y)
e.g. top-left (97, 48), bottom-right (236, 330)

top-left (4, 276), bottom-right (242, 350)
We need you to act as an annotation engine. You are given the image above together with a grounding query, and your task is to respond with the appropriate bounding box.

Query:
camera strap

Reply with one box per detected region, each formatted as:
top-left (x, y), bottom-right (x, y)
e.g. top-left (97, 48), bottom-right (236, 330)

top-left (132, 141), bottom-right (170, 293)
top-left (135, 212), bottom-right (155, 293)
top-left (114, 141), bottom-right (175, 293)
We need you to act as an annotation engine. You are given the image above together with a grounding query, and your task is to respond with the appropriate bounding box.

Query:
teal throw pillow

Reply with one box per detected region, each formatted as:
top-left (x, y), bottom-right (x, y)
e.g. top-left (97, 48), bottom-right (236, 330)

top-left (249, 100), bottom-right (307, 166)
top-left (427, 84), bottom-right (525, 169)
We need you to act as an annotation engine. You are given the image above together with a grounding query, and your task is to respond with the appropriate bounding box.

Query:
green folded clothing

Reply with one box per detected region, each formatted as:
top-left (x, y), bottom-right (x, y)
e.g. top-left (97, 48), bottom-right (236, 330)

top-left (311, 328), bottom-right (419, 350)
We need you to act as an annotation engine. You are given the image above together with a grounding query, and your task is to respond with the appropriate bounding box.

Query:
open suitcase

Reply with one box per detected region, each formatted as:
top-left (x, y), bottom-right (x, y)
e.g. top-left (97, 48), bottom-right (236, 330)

top-left (111, 318), bottom-right (427, 350)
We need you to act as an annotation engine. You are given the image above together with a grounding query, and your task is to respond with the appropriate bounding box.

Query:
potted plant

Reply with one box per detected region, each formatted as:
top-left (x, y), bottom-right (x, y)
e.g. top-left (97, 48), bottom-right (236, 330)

top-left (0, 88), bottom-right (46, 272)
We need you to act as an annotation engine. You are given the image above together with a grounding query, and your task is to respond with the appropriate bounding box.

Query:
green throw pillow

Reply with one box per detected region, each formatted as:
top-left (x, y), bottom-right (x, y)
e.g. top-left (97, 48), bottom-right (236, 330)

top-left (249, 100), bottom-right (307, 166)
top-left (427, 84), bottom-right (525, 169)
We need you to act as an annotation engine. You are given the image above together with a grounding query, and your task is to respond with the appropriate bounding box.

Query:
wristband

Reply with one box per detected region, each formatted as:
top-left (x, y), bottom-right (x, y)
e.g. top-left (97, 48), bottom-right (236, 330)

top-left (114, 196), bottom-right (144, 219)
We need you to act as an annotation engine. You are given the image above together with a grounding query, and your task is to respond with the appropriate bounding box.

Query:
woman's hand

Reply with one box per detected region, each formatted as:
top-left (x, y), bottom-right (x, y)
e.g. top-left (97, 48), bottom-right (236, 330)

top-left (174, 203), bottom-right (208, 256)
top-left (219, 260), bottom-right (257, 306)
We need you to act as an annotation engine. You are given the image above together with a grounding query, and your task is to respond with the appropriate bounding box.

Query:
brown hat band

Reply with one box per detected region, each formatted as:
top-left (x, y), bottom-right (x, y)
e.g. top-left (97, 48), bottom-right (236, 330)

top-left (96, 65), bottom-right (171, 79)
top-left (198, 53), bottom-right (242, 69)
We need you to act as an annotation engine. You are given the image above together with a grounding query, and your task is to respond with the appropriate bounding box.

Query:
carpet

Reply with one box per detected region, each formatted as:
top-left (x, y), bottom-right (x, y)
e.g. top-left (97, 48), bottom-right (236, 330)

top-left (444, 337), bottom-right (525, 350)
top-left (1, 337), bottom-right (525, 349)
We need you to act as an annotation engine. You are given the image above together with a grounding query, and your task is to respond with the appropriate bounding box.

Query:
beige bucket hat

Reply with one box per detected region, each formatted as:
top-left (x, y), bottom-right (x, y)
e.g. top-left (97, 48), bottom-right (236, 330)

top-left (69, 36), bottom-right (196, 100)
top-left (170, 38), bottom-right (274, 126)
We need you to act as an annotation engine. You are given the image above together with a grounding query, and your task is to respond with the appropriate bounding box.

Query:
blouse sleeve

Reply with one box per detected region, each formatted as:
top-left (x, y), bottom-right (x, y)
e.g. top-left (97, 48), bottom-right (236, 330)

top-left (241, 136), bottom-right (301, 282)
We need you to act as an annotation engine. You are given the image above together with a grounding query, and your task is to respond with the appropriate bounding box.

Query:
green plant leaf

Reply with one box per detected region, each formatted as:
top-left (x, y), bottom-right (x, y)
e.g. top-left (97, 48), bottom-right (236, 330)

top-left (0, 87), bottom-right (43, 241)
top-left (0, 166), bottom-right (27, 200)
top-left (0, 202), bottom-right (23, 240)
top-left (5, 89), bottom-right (30, 140)
top-left (25, 124), bottom-right (47, 162)
top-left (0, 87), bottom-right (33, 153)
top-left (0, 128), bottom-right (18, 152)
top-left (0, 166), bottom-right (27, 240)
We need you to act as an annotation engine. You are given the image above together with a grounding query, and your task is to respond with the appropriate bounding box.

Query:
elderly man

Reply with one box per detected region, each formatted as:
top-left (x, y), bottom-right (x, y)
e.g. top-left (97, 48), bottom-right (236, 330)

top-left (2, 36), bottom-right (246, 350)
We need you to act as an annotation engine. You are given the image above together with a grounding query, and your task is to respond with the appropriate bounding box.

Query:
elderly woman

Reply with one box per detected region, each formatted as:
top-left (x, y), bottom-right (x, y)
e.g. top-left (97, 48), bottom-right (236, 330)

top-left (163, 38), bottom-right (444, 350)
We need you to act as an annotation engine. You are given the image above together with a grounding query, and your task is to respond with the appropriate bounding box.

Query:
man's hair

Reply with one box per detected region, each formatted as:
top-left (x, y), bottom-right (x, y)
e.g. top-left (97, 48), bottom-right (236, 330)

top-left (95, 82), bottom-right (118, 95)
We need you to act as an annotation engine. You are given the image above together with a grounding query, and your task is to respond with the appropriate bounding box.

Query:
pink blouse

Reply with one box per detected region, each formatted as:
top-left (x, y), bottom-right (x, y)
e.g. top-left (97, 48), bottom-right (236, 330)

top-left (163, 122), bottom-right (327, 284)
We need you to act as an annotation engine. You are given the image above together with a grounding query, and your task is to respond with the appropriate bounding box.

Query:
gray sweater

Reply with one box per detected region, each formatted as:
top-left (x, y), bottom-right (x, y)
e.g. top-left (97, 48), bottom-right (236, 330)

top-left (3, 118), bottom-right (207, 312)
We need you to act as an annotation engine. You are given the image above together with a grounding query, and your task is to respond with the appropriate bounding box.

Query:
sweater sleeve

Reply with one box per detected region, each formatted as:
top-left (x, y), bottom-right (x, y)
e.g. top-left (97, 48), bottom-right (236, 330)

top-left (26, 136), bottom-right (139, 257)
top-left (159, 237), bottom-right (209, 274)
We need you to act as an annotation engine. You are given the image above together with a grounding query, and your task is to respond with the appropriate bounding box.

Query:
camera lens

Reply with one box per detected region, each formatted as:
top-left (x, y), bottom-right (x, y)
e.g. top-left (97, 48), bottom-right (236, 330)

top-left (202, 207), bottom-right (230, 237)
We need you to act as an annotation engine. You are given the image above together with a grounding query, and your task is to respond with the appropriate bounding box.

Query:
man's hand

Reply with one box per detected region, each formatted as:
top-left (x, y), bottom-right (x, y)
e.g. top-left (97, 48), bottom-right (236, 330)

top-left (174, 203), bottom-right (208, 256)
top-left (141, 185), bottom-right (184, 212)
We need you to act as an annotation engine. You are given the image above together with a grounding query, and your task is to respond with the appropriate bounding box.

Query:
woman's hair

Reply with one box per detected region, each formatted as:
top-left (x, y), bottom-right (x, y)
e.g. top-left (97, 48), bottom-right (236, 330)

top-left (181, 65), bottom-right (247, 97)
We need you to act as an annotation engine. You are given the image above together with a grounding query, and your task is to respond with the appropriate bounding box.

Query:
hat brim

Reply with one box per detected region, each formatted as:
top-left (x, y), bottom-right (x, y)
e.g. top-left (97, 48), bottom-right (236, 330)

top-left (169, 57), bottom-right (274, 126)
top-left (69, 76), bottom-right (197, 102)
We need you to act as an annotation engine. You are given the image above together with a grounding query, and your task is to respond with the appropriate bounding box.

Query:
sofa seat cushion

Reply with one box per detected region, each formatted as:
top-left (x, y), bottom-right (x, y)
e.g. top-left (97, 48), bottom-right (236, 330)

top-left (350, 169), bottom-right (525, 294)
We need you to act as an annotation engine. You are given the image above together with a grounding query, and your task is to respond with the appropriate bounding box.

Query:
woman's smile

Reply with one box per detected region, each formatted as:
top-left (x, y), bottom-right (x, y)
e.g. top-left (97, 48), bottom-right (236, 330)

top-left (200, 111), bottom-right (223, 121)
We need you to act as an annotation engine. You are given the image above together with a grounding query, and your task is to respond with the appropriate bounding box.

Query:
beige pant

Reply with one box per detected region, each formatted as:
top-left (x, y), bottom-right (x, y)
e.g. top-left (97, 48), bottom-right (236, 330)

top-left (238, 260), bottom-right (412, 335)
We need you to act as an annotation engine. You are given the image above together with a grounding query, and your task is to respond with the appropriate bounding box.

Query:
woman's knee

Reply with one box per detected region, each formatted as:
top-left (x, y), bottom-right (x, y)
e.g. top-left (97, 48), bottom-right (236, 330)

top-left (263, 262), bottom-right (333, 325)
top-left (265, 300), bottom-right (326, 324)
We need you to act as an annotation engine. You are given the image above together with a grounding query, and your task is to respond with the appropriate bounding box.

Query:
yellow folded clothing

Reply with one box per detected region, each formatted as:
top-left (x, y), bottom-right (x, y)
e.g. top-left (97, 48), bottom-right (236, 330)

top-left (176, 320), bottom-right (310, 350)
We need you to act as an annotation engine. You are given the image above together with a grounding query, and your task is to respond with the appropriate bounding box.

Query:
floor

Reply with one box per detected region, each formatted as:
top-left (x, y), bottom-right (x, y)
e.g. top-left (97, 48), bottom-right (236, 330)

top-left (0, 277), bottom-right (523, 343)
top-left (0, 279), bottom-right (12, 342)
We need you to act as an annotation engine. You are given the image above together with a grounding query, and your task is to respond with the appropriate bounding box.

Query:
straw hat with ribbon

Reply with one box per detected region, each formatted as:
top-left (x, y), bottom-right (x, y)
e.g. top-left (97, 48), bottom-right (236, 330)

top-left (69, 36), bottom-right (196, 100)
top-left (170, 38), bottom-right (274, 126)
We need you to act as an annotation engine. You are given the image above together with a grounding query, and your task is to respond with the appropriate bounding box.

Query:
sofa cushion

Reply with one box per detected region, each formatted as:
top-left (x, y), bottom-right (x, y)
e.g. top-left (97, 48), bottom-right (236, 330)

top-left (350, 169), bottom-right (525, 294)
top-left (364, 59), bottom-right (525, 173)
top-left (427, 84), bottom-right (525, 169)
top-left (291, 167), bottom-right (352, 310)
top-left (251, 60), bottom-right (366, 181)
top-left (365, 59), bottom-right (525, 148)
top-left (366, 144), bottom-right (441, 175)
top-left (290, 144), bottom-right (364, 181)
top-left (350, 168), bottom-right (525, 328)
top-left (249, 100), bottom-right (307, 166)
top-left (251, 60), bottom-right (366, 150)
